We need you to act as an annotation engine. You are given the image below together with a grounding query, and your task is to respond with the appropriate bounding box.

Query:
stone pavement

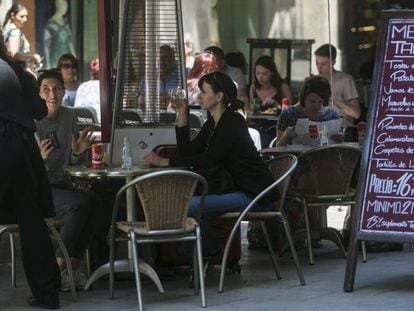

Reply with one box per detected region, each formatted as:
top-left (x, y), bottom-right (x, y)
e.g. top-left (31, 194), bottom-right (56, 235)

top-left (1, 207), bottom-right (413, 311)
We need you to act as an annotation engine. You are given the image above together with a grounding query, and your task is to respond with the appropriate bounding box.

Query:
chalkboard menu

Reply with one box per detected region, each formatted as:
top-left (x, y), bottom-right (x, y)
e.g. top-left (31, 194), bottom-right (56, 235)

top-left (358, 13), bottom-right (414, 239)
top-left (344, 10), bottom-right (414, 293)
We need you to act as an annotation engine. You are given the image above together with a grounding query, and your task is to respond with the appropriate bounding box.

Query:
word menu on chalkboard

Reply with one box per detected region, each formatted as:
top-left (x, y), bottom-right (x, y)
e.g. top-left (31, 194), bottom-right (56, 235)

top-left (359, 17), bottom-right (414, 237)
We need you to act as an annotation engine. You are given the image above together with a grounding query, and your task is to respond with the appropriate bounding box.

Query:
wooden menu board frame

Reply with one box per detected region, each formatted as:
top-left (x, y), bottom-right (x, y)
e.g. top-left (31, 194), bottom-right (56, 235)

top-left (344, 10), bottom-right (414, 292)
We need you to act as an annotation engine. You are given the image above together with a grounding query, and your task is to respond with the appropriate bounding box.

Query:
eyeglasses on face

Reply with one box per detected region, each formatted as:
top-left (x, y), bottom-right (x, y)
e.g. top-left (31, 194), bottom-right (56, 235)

top-left (60, 63), bottom-right (77, 69)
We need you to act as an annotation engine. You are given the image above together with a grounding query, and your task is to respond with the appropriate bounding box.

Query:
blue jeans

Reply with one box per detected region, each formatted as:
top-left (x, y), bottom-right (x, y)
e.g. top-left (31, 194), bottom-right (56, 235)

top-left (184, 192), bottom-right (252, 263)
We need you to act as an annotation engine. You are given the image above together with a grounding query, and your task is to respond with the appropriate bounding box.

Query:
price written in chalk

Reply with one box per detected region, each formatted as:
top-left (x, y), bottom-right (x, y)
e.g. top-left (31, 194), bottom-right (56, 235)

top-left (369, 172), bottom-right (414, 196)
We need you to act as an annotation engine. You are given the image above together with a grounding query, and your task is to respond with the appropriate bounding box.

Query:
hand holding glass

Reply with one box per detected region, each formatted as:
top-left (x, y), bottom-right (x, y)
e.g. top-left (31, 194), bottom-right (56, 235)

top-left (170, 87), bottom-right (187, 113)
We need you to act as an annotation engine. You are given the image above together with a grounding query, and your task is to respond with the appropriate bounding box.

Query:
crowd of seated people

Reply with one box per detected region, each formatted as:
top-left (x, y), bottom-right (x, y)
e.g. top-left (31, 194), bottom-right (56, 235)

top-left (1, 14), bottom-right (371, 306)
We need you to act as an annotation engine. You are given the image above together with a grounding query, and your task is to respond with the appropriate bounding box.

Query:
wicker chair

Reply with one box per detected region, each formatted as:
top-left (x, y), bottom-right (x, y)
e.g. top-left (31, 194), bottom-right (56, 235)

top-left (288, 145), bottom-right (361, 265)
top-left (108, 170), bottom-right (208, 310)
top-left (0, 218), bottom-right (77, 300)
top-left (217, 154), bottom-right (305, 293)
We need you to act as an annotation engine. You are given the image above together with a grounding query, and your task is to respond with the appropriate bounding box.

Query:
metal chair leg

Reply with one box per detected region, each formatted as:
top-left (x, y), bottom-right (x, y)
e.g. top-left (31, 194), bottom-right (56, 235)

top-left (302, 199), bottom-right (314, 265)
top-left (196, 226), bottom-right (206, 308)
top-left (130, 231), bottom-right (143, 311)
top-left (281, 217), bottom-right (306, 286)
top-left (193, 243), bottom-right (199, 295)
top-left (46, 220), bottom-right (77, 301)
top-left (9, 233), bottom-right (16, 288)
top-left (85, 248), bottom-right (91, 277)
top-left (218, 214), bottom-right (244, 293)
top-left (260, 221), bottom-right (282, 280)
top-left (109, 227), bottom-right (115, 299)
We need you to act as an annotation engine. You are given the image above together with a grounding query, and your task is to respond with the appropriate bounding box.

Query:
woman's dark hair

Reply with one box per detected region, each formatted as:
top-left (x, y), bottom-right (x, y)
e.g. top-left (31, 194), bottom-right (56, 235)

top-left (2, 3), bottom-right (26, 28)
top-left (0, 32), bottom-right (10, 60)
top-left (253, 55), bottom-right (285, 102)
top-left (225, 51), bottom-right (247, 75)
top-left (38, 69), bottom-right (64, 88)
top-left (298, 75), bottom-right (331, 107)
top-left (198, 71), bottom-right (244, 111)
top-left (57, 53), bottom-right (78, 69)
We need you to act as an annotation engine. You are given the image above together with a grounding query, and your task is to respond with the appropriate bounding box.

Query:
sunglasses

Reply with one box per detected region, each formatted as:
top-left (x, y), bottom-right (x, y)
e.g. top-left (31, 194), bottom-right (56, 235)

top-left (60, 63), bottom-right (77, 69)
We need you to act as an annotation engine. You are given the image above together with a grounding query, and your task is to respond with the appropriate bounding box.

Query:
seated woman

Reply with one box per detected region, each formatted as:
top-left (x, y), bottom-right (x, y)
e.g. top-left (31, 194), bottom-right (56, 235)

top-left (144, 71), bottom-right (277, 262)
top-left (250, 55), bottom-right (292, 113)
top-left (57, 53), bottom-right (79, 107)
top-left (35, 69), bottom-right (99, 291)
top-left (277, 75), bottom-right (340, 146)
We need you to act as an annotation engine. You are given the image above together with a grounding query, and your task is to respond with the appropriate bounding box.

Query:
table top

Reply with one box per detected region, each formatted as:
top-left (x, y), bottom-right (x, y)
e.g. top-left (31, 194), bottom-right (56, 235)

top-left (65, 164), bottom-right (183, 179)
top-left (260, 142), bottom-right (361, 155)
top-left (247, 113), bottom-right (279, 122)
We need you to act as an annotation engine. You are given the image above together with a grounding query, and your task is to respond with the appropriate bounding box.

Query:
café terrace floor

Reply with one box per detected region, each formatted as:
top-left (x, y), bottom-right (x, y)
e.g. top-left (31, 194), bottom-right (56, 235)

top-left (1, 208), bottom-right (414, 311)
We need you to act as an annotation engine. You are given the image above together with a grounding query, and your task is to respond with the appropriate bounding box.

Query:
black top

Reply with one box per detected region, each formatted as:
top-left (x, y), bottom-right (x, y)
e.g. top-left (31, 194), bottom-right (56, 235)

top-left (0, 58), bottom-right (46, 131)
top-left (170, 108), bottom-right (275, 199)
top-left (0, 57), bottom-right (54, 219)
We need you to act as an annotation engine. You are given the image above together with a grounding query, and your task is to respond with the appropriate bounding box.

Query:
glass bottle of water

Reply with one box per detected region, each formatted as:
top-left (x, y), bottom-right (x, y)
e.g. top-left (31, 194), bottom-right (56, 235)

top-left (121, 137), bottom-right (133, 169)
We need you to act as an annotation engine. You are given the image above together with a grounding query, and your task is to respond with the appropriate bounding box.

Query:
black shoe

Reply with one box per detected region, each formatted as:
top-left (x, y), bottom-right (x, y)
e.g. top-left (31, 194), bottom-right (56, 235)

top-left (27, 296), bottom-right (59, 310)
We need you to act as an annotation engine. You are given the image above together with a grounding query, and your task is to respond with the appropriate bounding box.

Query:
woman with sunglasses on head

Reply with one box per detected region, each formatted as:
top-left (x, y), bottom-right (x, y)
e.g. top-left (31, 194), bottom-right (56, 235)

top-left (2, 3), bottom-right (42, 75)
top-left (145, 71), bottom-right (277, 260)
top-left (57, 53), bottom-right (79, 107)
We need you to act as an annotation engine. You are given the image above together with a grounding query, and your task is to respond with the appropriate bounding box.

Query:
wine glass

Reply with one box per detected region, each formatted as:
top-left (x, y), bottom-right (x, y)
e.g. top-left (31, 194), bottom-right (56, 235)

top-left (169, 87), bottom-right (186, 112)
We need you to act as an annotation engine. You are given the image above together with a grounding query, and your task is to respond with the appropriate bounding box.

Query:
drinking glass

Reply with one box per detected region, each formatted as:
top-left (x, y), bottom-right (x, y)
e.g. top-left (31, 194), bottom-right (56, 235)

top-left (319, 124), bottom-right (329, 146)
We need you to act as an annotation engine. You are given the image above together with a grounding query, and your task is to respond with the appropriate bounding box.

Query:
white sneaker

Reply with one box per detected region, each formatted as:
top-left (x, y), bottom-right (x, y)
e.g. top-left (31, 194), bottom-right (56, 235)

top-left (74, 269), bottom-right (88, 290)
top-left (60, 269), bottom-right (71, 292)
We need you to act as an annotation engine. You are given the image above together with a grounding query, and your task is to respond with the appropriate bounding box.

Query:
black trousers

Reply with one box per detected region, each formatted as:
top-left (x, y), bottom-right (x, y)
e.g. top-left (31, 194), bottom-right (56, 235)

top-left (52, 185), bottom-right (99, 259)
top-left (0, 124), bottom-right (60, 301)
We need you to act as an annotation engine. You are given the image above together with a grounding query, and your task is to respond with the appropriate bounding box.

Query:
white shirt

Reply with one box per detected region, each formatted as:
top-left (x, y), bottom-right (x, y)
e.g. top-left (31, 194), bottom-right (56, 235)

top-left (74, 80), bottom-right (101, 123)
top-left (224, 65), bottom-right (247, 90)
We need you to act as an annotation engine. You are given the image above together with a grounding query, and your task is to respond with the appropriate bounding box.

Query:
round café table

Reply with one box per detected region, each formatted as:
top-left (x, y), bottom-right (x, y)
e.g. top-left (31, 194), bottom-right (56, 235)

top-left (65, 164), bottom-right (187, 293)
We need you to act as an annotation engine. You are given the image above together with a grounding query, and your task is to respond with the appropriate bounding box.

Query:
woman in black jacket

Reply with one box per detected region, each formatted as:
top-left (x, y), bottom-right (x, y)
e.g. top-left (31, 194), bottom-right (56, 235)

top-left (145, 71), bottom-right (276, 257)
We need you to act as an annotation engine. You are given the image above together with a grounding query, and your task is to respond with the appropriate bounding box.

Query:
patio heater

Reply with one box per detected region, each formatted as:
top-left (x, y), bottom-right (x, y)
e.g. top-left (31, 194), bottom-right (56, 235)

top-left (111, 0), bottom-right (187, 164)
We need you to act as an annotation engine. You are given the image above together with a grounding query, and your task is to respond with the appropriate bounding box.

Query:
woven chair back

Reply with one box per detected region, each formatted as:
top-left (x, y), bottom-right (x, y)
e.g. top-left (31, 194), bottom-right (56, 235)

top-left (267, 154), bottom-right (297, 212)
top-left (135, 174), bottom-right (198, 231)
top-left (298, 145), bottom-right (361, 196)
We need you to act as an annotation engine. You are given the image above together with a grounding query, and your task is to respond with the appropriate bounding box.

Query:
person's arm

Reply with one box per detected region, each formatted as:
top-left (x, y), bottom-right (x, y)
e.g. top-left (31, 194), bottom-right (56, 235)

top-left (276, 126), bottom-right (295, 146)
top-left (334, 74), bottom-right (361, 119)
top-left (43, 28), bottom-right (51, 68)
top-left (281, 82), bottom-right (293, 106)
top-left (276, 109), bottom-right (295, 146)
top-left (334, 98), bottom-right (361, 120)
top-left (6, 33), bottom-right (40, 64)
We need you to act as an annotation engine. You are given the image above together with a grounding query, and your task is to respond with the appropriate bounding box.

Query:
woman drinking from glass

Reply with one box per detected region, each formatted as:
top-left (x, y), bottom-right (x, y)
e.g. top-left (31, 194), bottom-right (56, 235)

top-left (145, 71), bottom-right (277, 259)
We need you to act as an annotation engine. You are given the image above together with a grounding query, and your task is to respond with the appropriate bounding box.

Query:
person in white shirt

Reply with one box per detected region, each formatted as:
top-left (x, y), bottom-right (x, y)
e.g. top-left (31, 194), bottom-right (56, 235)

top-left (74, 57), bottom-right (100, 123)
top-left (314, 44), bottom-right (360, 127)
